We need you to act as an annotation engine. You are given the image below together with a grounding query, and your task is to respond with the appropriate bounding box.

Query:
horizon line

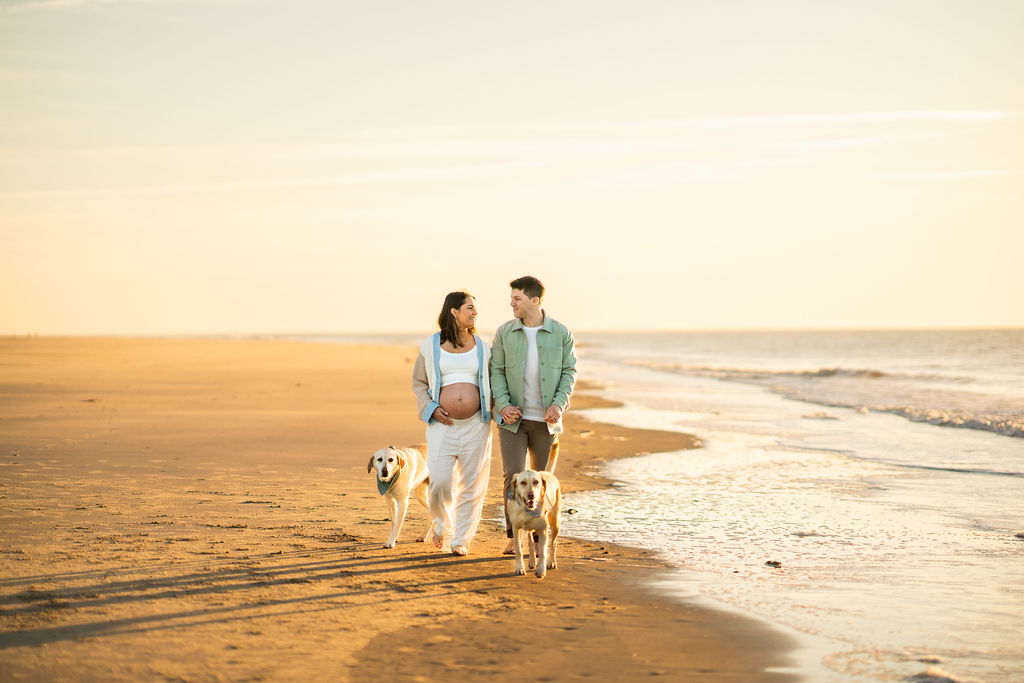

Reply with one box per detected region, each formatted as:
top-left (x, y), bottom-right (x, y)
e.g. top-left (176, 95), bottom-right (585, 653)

top-left (4, 324), bottom-right (1022, 339)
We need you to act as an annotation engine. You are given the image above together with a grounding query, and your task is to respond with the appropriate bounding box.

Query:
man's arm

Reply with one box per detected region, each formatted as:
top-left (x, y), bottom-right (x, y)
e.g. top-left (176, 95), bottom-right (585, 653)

top-left (551, 326), bottom-right (577, 411)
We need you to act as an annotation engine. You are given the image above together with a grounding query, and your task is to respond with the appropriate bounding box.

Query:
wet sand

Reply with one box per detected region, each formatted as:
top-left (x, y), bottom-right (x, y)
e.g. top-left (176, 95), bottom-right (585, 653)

top-left (0, 337), bottom-right (797, 681)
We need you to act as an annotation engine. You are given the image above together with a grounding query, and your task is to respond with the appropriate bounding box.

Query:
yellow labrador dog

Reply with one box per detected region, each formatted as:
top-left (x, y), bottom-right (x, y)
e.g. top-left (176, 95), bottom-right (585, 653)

top-left (367, 445), bottom-right (433, 549)
top-left (507, 469), bottom-right (561, 579)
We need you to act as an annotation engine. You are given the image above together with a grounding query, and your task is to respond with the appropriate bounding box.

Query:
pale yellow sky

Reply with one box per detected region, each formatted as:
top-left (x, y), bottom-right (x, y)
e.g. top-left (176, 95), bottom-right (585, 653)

top-left (1, 1), bottom-right (1022, 334)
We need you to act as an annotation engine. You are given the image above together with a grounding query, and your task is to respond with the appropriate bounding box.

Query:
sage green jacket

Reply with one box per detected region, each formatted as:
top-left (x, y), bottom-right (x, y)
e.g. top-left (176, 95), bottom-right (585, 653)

top-left (489, 313), bottom-right (577, 433)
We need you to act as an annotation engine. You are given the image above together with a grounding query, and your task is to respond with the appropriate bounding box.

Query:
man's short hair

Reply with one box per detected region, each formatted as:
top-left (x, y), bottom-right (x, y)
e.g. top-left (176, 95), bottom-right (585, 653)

top-left (509, 275), bottom-right (544, 300)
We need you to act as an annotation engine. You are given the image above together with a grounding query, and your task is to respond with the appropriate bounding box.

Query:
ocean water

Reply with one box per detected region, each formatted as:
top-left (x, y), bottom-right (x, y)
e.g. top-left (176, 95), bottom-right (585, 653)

top-left (562, 329), bottom-right (1024, 683)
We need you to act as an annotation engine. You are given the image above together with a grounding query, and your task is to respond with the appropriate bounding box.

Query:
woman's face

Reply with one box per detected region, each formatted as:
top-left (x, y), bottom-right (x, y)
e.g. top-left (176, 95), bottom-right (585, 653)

top-left (451, 297), bottom-right (478, 330)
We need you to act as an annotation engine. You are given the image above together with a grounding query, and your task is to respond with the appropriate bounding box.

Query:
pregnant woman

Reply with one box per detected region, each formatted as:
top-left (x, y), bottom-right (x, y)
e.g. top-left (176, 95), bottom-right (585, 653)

top-left (412, 290), bottom-right (494, 556)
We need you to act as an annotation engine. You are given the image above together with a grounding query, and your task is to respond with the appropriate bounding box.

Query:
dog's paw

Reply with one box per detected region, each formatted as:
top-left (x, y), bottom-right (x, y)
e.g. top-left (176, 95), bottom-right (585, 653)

top-left (414, 534), bottom-right (426, 542)
top-left (535, 567), bottom-right (546, 579)
top-left (382, 541), bottom-right (396, 549)
top-left (547, 559), bottom-right (557, 569)
top-left (514, 566), bottom-right (526, 576)
top-left (527, 559), bottom-right (536, 570)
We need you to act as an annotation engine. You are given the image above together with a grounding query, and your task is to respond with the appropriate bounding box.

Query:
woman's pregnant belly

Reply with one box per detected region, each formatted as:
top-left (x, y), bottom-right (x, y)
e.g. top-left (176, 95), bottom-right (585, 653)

top-left (439, 383), bottom-right (480, 420)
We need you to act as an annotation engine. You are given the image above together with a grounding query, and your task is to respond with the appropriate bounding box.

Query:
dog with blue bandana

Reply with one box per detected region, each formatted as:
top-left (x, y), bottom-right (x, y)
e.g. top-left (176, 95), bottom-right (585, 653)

top-left (367, 445), bottom-right (433, 549)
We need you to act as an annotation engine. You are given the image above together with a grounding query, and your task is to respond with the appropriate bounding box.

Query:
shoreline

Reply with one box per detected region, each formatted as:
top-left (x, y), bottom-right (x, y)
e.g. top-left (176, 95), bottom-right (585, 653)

top-left (0, 336), bottom-right (798, 681)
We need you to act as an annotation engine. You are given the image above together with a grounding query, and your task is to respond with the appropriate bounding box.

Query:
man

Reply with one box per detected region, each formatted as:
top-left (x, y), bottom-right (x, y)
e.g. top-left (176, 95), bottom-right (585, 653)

top-left (490, 275), bottom-right (577, 555)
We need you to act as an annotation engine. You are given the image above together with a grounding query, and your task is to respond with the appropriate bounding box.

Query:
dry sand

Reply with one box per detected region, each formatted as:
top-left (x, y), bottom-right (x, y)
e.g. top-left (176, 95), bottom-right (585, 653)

top-left (0, 337), bottom-right (797, 682)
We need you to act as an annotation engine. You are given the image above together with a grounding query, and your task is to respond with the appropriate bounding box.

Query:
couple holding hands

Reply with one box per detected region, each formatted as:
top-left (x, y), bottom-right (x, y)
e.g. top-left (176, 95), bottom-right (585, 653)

top-left (411, 275), bottom-right (577, 556)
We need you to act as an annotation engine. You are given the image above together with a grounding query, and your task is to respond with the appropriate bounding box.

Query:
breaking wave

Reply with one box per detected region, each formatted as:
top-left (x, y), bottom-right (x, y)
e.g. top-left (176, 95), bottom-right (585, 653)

top-left (632, 361), bottom-right (1024, 439)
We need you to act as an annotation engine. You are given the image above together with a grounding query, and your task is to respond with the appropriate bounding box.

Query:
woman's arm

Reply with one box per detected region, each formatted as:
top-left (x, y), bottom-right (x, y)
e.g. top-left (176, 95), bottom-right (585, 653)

top-left (412, 352), bottom-right (439, 424)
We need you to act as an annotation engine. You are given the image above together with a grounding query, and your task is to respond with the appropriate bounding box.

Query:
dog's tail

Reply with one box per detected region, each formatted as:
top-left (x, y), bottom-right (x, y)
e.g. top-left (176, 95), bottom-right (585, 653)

top-left (545, 441), bottom-right (560, 474)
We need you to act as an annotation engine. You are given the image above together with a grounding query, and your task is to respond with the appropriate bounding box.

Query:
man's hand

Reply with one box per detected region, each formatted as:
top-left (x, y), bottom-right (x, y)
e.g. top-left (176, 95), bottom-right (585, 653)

top-left (500, 405), bottom-right (522, 424)
top-left (544, 404), bottom-right (563, 424)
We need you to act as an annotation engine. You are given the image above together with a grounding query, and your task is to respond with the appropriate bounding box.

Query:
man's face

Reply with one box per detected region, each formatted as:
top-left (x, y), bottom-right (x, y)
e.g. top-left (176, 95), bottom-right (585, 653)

top-left (510, 289), bottom-right (540, 320)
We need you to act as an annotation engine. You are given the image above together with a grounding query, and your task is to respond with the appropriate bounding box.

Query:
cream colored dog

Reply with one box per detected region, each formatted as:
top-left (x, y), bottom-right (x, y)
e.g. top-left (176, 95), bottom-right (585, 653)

top-left (366, 445), bottom-right (433, 549)
top-left (507, 469), bottom-right (561, 578)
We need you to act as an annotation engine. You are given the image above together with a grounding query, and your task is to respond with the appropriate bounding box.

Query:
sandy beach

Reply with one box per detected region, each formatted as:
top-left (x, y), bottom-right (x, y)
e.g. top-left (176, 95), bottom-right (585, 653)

top-left (0, 337), bottom-right (796, 682)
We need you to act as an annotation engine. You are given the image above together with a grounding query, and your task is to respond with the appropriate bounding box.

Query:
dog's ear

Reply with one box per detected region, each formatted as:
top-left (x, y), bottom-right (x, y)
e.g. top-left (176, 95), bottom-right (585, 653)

top-left (366, 454), bottom-right (375, 474)
top-left (395, 450), bottom-right (406, 469)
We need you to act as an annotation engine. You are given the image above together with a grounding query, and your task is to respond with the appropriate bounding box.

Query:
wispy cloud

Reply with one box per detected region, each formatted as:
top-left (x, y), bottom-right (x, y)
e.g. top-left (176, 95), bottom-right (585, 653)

top-left (874, 170), bottom-right (1013, 182)
top-left (354, 110), bottom-right (1016, 139)
top-left (511, 161), bottom-right (744, 196)
top-left (0, 161), bottom-right (549, 199)
top-left (270, 135), bottom-right (894, 162)
top-left (2, 110), bottom-right (1014, 199)
top-left (280, 138), bottom-right (709, 161)
top-left (1, 0), bottom-right (99, 11)
top-left (564, 110), bottom-right (1015, 131)
top-left (0, 0), bottom-right (239, 14)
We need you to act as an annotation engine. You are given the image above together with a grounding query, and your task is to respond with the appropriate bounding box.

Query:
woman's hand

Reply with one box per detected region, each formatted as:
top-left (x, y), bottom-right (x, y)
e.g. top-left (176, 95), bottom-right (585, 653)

top-left (544, 404), bottom-right (563, 424)
top-left (432, 406), bottom-right (454, 426)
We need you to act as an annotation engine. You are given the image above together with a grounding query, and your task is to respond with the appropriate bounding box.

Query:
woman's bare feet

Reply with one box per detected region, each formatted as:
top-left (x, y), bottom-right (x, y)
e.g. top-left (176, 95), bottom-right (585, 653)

top-left (431, 533), bottom-right (444, 549)
top-left (502, 537), bottom-right (517, 555)
top-left (451, 546), bottom-right (467, 556)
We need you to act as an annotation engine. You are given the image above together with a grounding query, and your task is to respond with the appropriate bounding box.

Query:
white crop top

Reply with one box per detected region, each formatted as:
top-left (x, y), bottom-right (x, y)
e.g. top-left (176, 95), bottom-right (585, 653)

top-left (439, 348), bottom-right (479, 387)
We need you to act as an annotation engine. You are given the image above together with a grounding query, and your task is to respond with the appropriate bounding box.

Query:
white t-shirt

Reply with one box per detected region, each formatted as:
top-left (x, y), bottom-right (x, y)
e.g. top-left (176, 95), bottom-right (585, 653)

top-left (521, 325), bottom-right (545, 421)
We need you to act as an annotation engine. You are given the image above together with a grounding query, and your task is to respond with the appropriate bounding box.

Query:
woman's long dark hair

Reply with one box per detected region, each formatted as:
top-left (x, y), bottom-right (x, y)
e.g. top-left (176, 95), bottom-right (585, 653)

top-left (437, 290), bottom-right (475, 346)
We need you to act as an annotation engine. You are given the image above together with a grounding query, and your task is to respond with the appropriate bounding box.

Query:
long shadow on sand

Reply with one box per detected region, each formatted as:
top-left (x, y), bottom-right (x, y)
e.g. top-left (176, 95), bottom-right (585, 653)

top-left (0, 542), bottom-right (506, 649)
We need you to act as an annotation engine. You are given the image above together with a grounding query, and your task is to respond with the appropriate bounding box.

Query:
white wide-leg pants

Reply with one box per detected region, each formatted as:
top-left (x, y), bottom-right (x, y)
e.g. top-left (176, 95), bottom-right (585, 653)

top-left (425, 413), bottom-right (492, 549)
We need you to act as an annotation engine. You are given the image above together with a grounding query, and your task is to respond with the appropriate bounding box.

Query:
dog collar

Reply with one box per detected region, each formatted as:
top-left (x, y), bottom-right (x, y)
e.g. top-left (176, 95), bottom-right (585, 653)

top-left (377, 476), bottom-right (397, 496)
